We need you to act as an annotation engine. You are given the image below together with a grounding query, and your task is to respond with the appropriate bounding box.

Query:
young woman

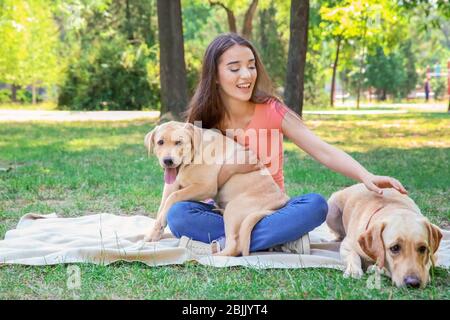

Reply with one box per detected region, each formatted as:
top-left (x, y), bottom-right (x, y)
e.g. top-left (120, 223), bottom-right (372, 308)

top-left (165, 33), bottom-right (407, 254)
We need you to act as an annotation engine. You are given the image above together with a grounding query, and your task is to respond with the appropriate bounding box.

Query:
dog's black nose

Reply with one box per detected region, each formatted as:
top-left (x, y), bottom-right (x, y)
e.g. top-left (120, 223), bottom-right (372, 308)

top-left (163, 157), bottom-right (174, 166)
top-left (404, 276), bottom-right (421, 288)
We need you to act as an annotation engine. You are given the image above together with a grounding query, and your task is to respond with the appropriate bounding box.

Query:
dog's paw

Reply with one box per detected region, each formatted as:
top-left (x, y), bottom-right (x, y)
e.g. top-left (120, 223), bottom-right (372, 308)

top-left (343, 264), bottom-right (364, 279)
top-left (214, 249), bottom-right (239, 257)
top-left (214, 244), bottom-right (240, 257)
top-left (149, 232), bottom-right (162, 242)
top-left (366, 265), bottom-right (382, 274)
top-left (149, 235), bottom-right (162, 242)
top-left (145, 226), bottom-right (163, 242)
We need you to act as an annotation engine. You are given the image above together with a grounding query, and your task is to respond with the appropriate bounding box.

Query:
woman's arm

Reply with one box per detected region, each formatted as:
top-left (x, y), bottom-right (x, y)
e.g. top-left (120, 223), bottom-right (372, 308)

top-left (281, 111), bottom-right (407, 195)
top-left (217, 149), bottom-right (262, 187)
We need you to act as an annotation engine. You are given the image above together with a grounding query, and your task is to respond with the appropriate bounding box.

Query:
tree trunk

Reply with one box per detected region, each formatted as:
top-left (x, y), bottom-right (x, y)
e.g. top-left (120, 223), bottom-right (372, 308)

top-left (11, 84), bottom-right (19, 102)
top-left (284, 0), bottom-right (309, 116)
top-left (356, 41), bottom-right (367, 109)
top-left (125, 0), bottom-right (133, 42)
top-left (242, 0), bottom-right (258, 40)
top-left (259, 7), bottom-right (268, 50)
top-left (356, 16), bottom-right (368, 110)
top-left (32, 84), bottom-right (37, 105)
top-left (448, 60), bottom-right (450, 112)
top-left (157, 0), bottom-right (188, 120)
top-left (330, 36), bottom-right (341, 108)
top-left (341, 72), bottom-right (347, 104)
top-left (209, 1), bottom-right (237, 33)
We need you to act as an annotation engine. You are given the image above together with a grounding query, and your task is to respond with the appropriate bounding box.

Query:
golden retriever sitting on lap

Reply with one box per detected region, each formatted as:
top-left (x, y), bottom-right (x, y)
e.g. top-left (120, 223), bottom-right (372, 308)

top-left (326, 183), bottom-right (442, 288)
top-left (144, 120), bottom-right (289, 256)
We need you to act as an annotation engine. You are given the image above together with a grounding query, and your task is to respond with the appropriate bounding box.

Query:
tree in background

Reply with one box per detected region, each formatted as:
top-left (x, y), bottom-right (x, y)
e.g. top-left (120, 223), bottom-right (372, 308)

top-left (284, 0), bottom-right (309, 115)
top-left (256, 2), bottom-right (287, 87)
top-left (0, 0), bottom-right (60, 103)
top-left (319, 0), bottom-right (347, 107)
top-left (400, 0), bottom-right (450, 23)
top-left (208, 0), bottom-right (259, 40)
top-left (365, 46), bottom-right (405, 100)
top-left (57, 0), bottom-right (159, 110)
top-left (401, 1), bottom-right (450, 88)
top-left (182, 0), bottom-right (226, 95)
top-left (360, 40), bottom-right (418, 102)
top-left (398, 40), bottom-right (418, 98)
top-left (303, 1), bottom-right (331, 107)
top-left (157, 0), bottom-right (188, 120)
top-left (320, 0), bottom-right (405, 108)
top-left (1, 0), bottom-right (447, 110)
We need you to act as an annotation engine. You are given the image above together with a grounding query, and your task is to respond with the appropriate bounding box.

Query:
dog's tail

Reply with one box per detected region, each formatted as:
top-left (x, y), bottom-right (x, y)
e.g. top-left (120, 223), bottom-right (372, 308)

top-left (326, 192), bottom-right (346, 241)
top-left (239, 210), bottom-right (273, 256)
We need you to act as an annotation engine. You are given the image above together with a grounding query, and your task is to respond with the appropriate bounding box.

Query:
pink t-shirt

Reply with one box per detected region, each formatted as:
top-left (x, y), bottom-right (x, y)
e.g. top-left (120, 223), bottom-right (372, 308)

top-left (231, 99), bottom-right (288, 192)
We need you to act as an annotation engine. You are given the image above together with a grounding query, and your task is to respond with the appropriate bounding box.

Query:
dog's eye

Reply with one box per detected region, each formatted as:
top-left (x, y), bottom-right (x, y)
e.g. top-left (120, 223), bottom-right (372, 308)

top-left (390, 245), bottom-right (401, 254)
top-left (418, 246), bottom-right (427, 254)
top-left (157, 140), bottom-right (164, 145)
top-left (175, 140), bottom-right (182, 146)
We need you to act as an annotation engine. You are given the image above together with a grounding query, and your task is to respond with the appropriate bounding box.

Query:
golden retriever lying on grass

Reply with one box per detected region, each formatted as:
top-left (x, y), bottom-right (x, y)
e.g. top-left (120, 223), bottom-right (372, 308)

top-left (326, 183), bottom-right (442, 288)
top-left (144, 121), bottom-right (289, 256)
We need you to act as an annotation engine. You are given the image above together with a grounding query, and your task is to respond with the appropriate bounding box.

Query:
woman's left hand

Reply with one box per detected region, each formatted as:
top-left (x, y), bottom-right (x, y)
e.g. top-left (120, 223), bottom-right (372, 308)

top-left (362, 174), bottom-right (408, 195)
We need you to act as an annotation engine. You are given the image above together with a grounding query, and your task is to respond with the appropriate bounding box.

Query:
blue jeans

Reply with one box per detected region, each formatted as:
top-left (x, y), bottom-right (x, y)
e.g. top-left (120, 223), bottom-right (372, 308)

top-left (166, 193), bottom-right (328, 252)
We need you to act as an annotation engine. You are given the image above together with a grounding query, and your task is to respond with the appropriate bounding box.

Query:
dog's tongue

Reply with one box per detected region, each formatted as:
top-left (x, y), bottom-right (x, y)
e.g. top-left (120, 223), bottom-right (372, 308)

top-left (164, 167), bottom-right (177, 184)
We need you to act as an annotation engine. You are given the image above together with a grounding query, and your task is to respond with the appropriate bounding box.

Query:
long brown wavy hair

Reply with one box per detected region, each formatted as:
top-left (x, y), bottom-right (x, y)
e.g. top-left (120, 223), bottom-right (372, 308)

top-left (185, 33), bottom-right (277, 131)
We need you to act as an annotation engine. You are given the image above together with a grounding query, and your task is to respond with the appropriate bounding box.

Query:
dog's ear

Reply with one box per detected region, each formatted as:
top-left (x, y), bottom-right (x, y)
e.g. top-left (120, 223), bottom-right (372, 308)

top-left (358, 222), bottom-right (386, 268)
top-left (426, 222), bottom-right (442, 265)
top-left (144, 125), bottom-right (158, 155)
top-left (184, 122), bottom-right (202, 158)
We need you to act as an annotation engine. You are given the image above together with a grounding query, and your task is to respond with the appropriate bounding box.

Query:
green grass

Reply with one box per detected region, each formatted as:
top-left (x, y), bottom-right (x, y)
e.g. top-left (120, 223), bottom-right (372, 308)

top-left (0, 112), bottom-right (449, 299)
top-left (0, 102), bottom-right (58, 110)
top-left (0, 102), bottom-right (156, 111)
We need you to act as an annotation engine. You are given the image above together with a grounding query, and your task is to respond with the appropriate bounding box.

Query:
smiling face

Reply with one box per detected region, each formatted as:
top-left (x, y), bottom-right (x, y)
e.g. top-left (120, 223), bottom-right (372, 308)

top-left (216, 44), bottom-right (257, 105)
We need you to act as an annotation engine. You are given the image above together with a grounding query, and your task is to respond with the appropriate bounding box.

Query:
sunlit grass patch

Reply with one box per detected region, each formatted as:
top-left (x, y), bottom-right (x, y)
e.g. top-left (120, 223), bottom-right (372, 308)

top-left (304, 113), bottom-right (450, 152)
top-left (0, 102), bottom-right (58, 110)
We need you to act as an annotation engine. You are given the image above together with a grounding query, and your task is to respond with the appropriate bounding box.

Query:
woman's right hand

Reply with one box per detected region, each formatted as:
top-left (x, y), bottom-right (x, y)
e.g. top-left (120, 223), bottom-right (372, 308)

top-left (362, 174), bottom-right (408, 195)
top-left (218, 149), bottom-right (262, 187)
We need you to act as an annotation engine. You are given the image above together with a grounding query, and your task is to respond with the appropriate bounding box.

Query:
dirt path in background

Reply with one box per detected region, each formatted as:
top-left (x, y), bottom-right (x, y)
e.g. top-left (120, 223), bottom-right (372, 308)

top-left (0, 102), bottom-right (447, 122)
top-left (0, 110), bottom-right (160, 122)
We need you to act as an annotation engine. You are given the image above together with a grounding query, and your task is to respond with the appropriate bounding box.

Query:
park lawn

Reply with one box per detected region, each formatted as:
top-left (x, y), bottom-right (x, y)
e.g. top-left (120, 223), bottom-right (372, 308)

top-left (0, 102), bottom-right (58, 111)
top-left (0, 112), bottom-right (449, 299)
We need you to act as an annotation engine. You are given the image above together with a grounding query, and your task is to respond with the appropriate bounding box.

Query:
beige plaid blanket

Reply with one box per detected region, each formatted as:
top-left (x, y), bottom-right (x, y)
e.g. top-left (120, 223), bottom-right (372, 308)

top-left (1, 213), bottom-right (449, 269)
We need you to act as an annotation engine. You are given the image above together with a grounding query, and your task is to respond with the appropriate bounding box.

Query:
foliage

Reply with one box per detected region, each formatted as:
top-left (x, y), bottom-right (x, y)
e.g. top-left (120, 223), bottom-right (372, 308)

top-left (182, 0), bottom-right (226, 95)
top-left (0, 89), bottom-right (11, 103)
top-left (0, 0), bottom-right (61, 91)
top-left (366, 47), bottom-right (405, 100)
top-left (15, 88), bottom-right (35, 103)
top-left (365, 40), bottom-right (419, 100)
top-left (399, 40), bottom-right (419, 97)
top-left (255, 2), bottom-right (287, 87)
top-left (0, 0), bottom-right (449, 107)
top-left (431, 76), bottom-right (447, 100)
top-left (320, 0), bottom-right (406, 49)
top-left (399, 0), bottom-right (450, 23)
top-left (303, 2), bottom-right (332, 105)
top-left (56, 0), bottom-right (158, 110)
top-left (58, 38), bottom-right (157, 110)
